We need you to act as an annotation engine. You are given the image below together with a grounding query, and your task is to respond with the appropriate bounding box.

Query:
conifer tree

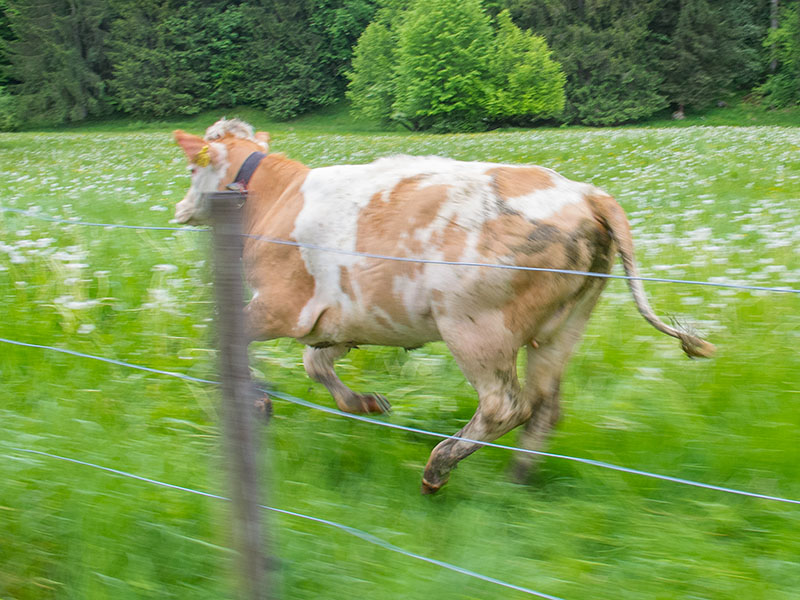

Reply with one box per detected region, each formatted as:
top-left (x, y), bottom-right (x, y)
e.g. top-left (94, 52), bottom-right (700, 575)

top-left (5, 0), bottom-right (110, 123)
top-left (238, 0), bottom-right (376, 119)
top-left (0, 0), bottom-right (13, 87)
top-left (658, 0), bottom-right (738, 115)
top-left (107, 0), bottom-right (212, 117)
top-left (507, 0), bottom-right (667, 125)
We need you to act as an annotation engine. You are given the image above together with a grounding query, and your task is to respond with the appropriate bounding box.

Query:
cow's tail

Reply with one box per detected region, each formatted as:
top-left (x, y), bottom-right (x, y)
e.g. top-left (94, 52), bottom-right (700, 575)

top-left (587, 191), bottom-right (715, 359)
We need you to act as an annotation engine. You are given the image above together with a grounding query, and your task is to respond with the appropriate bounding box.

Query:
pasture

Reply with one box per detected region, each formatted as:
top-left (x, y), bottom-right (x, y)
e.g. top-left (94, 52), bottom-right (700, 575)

top-left (1, 124), bottom-right (799, 599)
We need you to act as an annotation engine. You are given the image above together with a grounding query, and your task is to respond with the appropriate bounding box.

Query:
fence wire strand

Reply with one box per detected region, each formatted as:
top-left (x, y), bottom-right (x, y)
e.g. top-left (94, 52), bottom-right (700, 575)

top-left (3, 193), bottom-right (797, 597)
top-left (5, 447), bottom-right (563, 600)
top-left (2, 335), bottom-right (798, 506)
top-left (2, 205), bottom-right (799, 295)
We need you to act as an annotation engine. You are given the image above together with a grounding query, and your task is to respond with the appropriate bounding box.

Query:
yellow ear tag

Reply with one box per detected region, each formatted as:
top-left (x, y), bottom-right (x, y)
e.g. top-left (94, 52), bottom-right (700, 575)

top-left (195, 145), bottom-right (211, 168)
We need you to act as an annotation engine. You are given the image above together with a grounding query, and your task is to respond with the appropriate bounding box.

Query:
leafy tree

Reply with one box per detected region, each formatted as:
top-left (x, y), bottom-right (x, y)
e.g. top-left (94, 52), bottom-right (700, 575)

top-left (345, 0), bottom-right (415, 124)
top-left (346, 21), bottom-right (397, 123)
top-left (487, 10), bottom-right (565, 123)
top-left (392, 0), bottom-right (494, 131)
top-left (758, 1), bottom-right (800, 107)
top-left (5, 0), bottom-right (111, 123)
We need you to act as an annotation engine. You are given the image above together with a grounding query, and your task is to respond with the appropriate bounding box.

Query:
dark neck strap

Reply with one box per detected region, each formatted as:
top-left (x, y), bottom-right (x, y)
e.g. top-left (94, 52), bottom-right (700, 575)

top-left (232, 151), bottom-right (267, 190)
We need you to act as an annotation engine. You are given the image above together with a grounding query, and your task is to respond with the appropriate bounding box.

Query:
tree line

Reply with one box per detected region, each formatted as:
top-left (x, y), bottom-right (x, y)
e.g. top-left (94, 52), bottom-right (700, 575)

top-left (0, 0), bottom-right (797, 131)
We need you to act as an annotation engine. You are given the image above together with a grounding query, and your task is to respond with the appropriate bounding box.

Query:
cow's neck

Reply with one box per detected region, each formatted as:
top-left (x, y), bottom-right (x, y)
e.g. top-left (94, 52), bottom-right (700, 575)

top-left (240, 153), bottom-right (310, 236)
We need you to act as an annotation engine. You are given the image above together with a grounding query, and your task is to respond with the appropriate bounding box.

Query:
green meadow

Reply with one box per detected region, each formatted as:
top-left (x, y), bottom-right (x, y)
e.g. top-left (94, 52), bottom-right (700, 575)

top-left (1, 120), bottom-right (799, 599)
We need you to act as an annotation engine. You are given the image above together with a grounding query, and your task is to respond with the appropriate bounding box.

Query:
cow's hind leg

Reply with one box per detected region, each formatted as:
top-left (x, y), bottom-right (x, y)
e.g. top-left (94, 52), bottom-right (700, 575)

top-left (422, 320), bottom-right (530, 493)
top-left (512, 279), bottom-right (609, 483)
top-left (303, 345), bottom-right (391, 414)
top-left (509, 342), bottom-right (570, 484)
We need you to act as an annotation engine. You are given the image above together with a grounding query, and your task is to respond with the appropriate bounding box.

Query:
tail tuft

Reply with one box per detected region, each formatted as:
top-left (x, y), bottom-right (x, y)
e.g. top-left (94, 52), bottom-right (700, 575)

top-left (678, 333), bottom-right (716, 359)
top-left (671, 318), bottom-right (715, 358)
top-left (588, 190), bottom-right (716, 359)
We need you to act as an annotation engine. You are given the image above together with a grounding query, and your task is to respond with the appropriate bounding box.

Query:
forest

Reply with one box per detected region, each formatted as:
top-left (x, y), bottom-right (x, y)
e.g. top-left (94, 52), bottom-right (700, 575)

top-left (0, 0), bottom-right (797, 130)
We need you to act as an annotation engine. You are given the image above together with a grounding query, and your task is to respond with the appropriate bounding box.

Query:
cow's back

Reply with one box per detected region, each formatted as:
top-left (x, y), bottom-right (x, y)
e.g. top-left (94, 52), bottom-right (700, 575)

top-left (282, 155), bottom-right (613, 348)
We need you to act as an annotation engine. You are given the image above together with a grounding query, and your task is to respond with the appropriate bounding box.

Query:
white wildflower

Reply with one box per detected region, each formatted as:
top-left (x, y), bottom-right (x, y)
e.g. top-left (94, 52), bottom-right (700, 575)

top-left (152, 264), bottom-right (178, 273)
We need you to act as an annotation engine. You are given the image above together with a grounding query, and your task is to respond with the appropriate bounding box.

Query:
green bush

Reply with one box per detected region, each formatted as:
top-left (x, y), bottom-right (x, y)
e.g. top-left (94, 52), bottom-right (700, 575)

top-left (392, 0), bottom-right (494, 131)
top-left (346, 22), bottom-right (397, 124)
top-left (487, 10), bottom-right (565, 123)
top-left (347, 0), bottom-right (565, 131)
top-left (758, 3), bottom-right (800, 108)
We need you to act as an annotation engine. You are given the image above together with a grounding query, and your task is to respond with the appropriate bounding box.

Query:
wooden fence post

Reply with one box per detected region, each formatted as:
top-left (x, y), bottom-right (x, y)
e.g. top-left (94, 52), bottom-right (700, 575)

top-left (209, 190), bottom-right (271, 600)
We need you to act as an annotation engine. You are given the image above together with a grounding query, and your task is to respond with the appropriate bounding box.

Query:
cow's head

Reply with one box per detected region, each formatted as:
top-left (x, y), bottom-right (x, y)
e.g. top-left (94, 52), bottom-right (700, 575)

top-left (173, 118), bottom-right (270, 224)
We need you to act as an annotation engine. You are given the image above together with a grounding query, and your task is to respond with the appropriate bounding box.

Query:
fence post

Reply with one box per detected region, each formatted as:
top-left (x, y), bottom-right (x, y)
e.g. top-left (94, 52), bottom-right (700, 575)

top-left (209, 190), bottom-right (271, 600)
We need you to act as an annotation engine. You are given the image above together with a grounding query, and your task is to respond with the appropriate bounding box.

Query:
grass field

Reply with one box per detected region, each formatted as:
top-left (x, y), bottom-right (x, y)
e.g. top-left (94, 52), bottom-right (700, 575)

top-left (1, 120), bottom-right (799, 600)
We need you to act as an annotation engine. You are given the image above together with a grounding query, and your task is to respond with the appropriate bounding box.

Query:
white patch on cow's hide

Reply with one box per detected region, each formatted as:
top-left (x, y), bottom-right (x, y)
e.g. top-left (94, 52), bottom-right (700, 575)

top-left (291, 155), bottom-right (588, 336)
top-left (174, 143), bottom-right (229, 224)
top-left (293, 158), bottom-right (436, 332)
top-left (506, 174), bottom-right (591, 222)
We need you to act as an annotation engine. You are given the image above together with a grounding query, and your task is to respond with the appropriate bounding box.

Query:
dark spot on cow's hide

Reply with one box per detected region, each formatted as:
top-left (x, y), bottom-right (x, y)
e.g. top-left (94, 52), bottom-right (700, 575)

top-left (494, 197), bottom-right (522, 217)
top-left (494, 368), bottom-right (516, 387)
top-left (513, 221), bottom-right (564, 256)
top-left (561, 219), bottom-right (614, 271)
top-left (576, 219), bottom-right (614, 272)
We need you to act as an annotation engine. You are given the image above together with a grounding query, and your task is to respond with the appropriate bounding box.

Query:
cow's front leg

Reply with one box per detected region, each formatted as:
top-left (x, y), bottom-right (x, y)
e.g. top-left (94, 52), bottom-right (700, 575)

top-left (303, 345), bottom-right (391, 414)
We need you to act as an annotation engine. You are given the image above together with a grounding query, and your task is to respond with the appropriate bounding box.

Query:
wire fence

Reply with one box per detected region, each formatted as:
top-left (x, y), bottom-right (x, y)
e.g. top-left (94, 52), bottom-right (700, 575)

top-left (2, 335), bottom-right (798, 506)
top-left (6, 447), bottom-right (564, 600)
top-left (2, 201), bottom-right (798, 598)
top-left (2, 204), bottom-right (799, 295)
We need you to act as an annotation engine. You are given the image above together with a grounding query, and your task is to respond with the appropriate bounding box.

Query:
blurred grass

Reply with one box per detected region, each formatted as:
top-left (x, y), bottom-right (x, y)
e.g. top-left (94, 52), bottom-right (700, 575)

top-left (1, 121), bottom-right (799, 599)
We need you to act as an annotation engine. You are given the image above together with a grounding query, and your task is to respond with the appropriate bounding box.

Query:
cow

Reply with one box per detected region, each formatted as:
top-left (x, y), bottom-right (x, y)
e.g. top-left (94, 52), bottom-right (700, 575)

top-left (173, 118), bottom-right (714, 494)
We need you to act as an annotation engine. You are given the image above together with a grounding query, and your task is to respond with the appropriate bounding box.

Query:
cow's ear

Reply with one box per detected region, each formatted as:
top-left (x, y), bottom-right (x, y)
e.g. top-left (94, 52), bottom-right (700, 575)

top-left (174, 130), bottom-right (224, 168)
top-left (255, 131), bottom-right (271, 151)
top-left (174, 130), bottom-right (206, 162)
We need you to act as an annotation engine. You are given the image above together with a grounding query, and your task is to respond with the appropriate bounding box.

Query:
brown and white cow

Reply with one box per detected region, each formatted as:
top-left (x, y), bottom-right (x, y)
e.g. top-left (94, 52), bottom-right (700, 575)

top-left (173, 118), bottom-right (714, 493)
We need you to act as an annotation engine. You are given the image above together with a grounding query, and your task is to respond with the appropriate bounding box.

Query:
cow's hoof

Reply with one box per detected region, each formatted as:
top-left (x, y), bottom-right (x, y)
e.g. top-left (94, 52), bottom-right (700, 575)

top-left (362, 393), bottom-right (391, 414)
top-left (254, 394), bottom-right (273, 422)
top-left (421, 476), bottom-right (446, 495)
top-left (510, 463), bottom-right (531, 485)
